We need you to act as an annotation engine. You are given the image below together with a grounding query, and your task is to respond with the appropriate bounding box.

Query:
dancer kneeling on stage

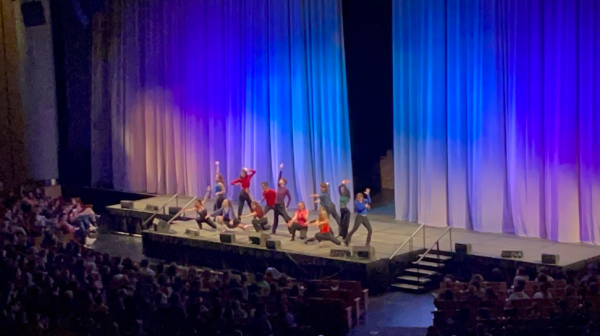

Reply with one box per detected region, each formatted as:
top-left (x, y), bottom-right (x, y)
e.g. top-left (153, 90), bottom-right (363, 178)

top-left (345, 188), bottom-right (372, 246)
top-left (210, 199), bottom-right (246, 232)
top-left (287, 201), bottom-right (308, 241)
top-left (305, 208), bottom-right (341, 246)
top-left (240, 201), bottom-right (270, 232)
top-left (182, 186), bottom-right (217, 229)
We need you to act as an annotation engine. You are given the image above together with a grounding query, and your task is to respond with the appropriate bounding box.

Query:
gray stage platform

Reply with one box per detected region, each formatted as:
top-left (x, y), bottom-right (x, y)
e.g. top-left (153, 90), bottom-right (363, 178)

top-left (106, 194), bottom-right (600, 267)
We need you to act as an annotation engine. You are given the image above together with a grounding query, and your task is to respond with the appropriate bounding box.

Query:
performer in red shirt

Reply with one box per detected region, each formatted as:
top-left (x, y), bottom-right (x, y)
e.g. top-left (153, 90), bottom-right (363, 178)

top-left (231, 167), bottom-right (256, 218)
top-left (260, 181), bottom-right (277, 210)
top-left (304, 208), bottom-right (341, 246)
top-left (240, 201), bottom-right (270, 232)
top-left (287, 201), bottom-right (309, 240)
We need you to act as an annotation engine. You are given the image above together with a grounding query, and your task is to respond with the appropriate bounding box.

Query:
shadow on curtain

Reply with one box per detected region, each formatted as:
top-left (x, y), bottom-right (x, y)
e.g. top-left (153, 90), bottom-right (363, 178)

top-left (393, 0), bottom-right (600, 243)
top-left (91, 0), bottom-right (352, 208)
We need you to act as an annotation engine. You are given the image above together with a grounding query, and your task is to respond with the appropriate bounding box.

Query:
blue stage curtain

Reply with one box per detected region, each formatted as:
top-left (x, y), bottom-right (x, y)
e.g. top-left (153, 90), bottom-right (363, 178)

top-left (91, 0), bottom-right (352, 209)
top-left (393, 0), bottom-right (600, 243)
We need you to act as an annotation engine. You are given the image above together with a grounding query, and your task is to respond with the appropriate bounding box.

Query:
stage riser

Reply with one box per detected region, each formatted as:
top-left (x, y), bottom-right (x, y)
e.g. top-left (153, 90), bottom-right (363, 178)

top-left (142, 232), bottom-right (391, 294)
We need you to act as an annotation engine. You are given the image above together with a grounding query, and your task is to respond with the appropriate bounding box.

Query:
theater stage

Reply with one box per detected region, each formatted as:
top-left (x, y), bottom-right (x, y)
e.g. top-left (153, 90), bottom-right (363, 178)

top-left (104, 194), bottom-right (600, 290)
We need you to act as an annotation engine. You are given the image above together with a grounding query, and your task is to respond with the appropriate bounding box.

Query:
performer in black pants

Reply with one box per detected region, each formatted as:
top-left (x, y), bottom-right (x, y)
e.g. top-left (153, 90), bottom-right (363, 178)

top-left (213, 161), bottom-right (226, 211)
top-left (345, 188), bottom-right (372, 246)
top-left (210, 199), bottom-right (247, 232)
top-left (182, 186), bottom-right (217, 229)
top-left (338, 179), bottom-right (351, 239)
top-left (305, 208), bottom-right (341, 246)
top-left (286, 201), bottom-right (309, 240)
top-left (264, 163), bottom-right (292, 234)
top-left (240, 201), bottom-right (270, 232)
top-left (311, 182), bottom-right (342, 235)
top-left (231, 167), bottom-right (256, 217)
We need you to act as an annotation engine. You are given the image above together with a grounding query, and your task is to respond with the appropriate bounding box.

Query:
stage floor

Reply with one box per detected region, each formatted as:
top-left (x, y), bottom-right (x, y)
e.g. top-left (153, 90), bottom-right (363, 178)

top-left (107, 194), bottom-right (600, 267)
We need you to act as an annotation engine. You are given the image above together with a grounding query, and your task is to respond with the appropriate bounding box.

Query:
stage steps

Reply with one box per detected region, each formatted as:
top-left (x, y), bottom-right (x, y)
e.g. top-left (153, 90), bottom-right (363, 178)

top-left (390, 251), bottom-right (452, 294)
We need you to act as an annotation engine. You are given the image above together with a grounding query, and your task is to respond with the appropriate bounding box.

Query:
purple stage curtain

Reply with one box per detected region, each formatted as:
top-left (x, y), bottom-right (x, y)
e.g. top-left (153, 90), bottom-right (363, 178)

top-left (393, 0), bottom-right (600, 243)
top-left (91, 0), bottom-right (352, 209)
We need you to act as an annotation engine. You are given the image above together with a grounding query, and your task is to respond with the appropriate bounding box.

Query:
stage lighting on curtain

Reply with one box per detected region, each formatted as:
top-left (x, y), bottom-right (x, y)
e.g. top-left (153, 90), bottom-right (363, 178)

top-left (91, 0), bottom-right (352, 210)
top-left (393, 0), bottom-right (600, 244)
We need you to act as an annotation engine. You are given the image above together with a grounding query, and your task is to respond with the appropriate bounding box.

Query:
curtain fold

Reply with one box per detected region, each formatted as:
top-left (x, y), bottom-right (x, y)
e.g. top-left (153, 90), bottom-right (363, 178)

top-left (92, 0), bottom-right (352, 208)
top-left (393, 0), bottom-right (600, 243)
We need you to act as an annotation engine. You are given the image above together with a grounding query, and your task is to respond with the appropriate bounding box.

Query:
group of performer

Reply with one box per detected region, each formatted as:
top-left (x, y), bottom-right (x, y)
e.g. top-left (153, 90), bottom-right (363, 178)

top-left (183, 161), bottom-right (373, 247)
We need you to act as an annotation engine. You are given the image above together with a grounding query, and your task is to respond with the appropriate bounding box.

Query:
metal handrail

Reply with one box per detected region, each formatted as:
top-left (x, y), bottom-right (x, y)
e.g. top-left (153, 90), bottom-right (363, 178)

top-left (389, 224), bottom-right (425, 260)
top-left (167, 197), bottom-right (197, 224)
top-left (415, 226), bottom-right (453, 264)
top-left (141, 194), bottom-right (179, 227)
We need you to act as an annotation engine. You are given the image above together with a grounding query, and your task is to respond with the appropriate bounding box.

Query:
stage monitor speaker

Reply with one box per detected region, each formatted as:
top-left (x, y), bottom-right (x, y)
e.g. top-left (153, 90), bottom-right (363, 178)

top-left (266, 239), bottom-right (281, 250)
top-left (220, 233), bottom-right (236, 244)
top-left (22, 2), bottom-right (46, 27)
top-left (455, 242), bottom-right (472, 254)
top-left (153, 218), bottom-right (169, 233)
top-left (185, 228), bottom-right (200, 237)
top-left (168, 207), bottom-right (182, 215)
top-left (542, 253), bottom-right (559, 265)
top-left (329, 248), bottom-right (351, 258)
top-left (249, 232), bottom-right (269, 247)
top-left (501, 250), bottom-right (523, 259)
top-left (120, 200), bottom-right (134, 209)
top-left (145, 204), bottom-right (159, 211)
top-left (352, 246), bottom-right (376, 260)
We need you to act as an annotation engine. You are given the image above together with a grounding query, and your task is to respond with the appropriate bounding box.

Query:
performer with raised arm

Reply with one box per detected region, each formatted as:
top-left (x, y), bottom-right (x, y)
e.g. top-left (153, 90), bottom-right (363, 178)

top-left (182, 186), bottom-right (217, 229)
top-left (338, 180), bottom-right (351, 239)
top-left (310, 182), bottom-right (342, 235)
top-left (240, 201), bottom-right (270, 232)
top-left (286, 201), bottom-right (308, 241)
top-left (213, 161), bottom-right (226, 211)
top-left (304, 207), bottom-right (341, 246)
top-left (345, 188), bottom-right (372, 246)
top-left (210, 199), bottom-right (246, 232)
top-left (272, 163), bottom-right (292, 234)
top-left (231, 167), bottom-right (256, 218)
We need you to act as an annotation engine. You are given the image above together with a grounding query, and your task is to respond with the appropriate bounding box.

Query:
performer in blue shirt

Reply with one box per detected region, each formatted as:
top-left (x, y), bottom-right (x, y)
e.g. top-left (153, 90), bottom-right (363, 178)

top-left (345, 188), bottom-right (372, 246)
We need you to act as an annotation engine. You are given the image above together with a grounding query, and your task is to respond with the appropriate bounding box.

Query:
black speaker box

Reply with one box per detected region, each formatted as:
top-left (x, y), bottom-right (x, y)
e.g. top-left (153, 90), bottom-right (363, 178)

top-left (120, 200), bottom-right (134, 209)
top-left (455, 242), bottom-right (472, 254)
top-left (249, 232), bottom-right (269, 246)
top-left (329, 249), bottom-right (351, 258)
top-left (542, 253), bottom-right (559, 265)
top-left (352, 246), bottom-right (375, 260)
top-left (22, 2), bottom-right (46, 27)
top-left (168, 207), bottom-right (182, 215)
top-left (145, 204), bottom-right (159, 211)
top-left (266, 239), bottom-right (281, 250)
top-left (501, 250), bottom-right (523, 259)
top-left (220, 233), bottom-right (236, 244)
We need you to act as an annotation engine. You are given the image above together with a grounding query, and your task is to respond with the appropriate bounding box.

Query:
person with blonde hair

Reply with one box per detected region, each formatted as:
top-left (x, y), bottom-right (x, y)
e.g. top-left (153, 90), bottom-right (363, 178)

top-left (210, 199), bottom-right (246, 232)
top-left (304, 207), bottom-right (341, 246)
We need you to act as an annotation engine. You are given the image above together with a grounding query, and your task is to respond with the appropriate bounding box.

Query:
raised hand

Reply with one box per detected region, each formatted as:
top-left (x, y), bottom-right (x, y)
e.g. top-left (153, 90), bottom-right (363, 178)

top-left (279, 163), bottom-right (284, 169)
top-left (243, 167), bottom-right (248, 172)
top-left (215, 161), bottom-right (219, 166)
top-left (342, 179), bottom-right (350, 184)
top-left (206, 186), bottom-right (211, 191)
top-left (365, 188), bottom-right (371, 194)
